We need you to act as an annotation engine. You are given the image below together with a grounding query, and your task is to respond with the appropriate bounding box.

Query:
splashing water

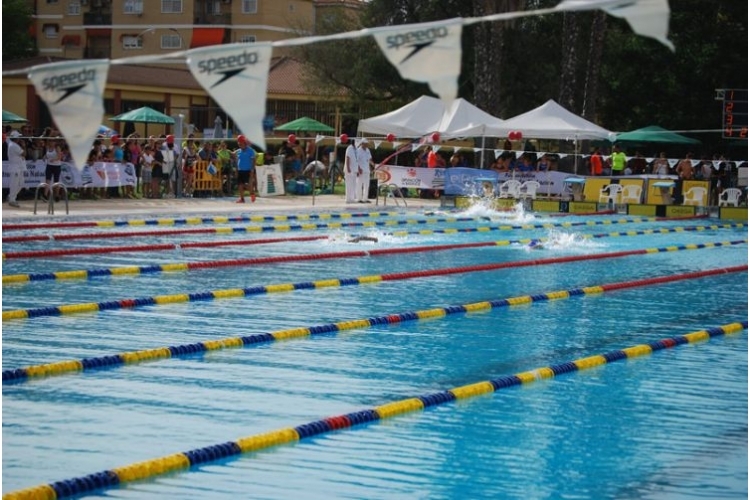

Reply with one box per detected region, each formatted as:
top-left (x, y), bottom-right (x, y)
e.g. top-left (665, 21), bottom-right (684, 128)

top-left (522, 230), bottom-right (607, 253)
top-left (459, 200), bottom-right (536, 224)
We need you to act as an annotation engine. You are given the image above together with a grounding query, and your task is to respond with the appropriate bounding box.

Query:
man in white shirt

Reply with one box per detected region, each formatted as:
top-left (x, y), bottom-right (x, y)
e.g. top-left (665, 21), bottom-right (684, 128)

top-left (344, 138), bottom-right (358, 203)
top-left (356, 138), bottom-right (373, 203)
top-left (6, 131), bottom-right (25, 207)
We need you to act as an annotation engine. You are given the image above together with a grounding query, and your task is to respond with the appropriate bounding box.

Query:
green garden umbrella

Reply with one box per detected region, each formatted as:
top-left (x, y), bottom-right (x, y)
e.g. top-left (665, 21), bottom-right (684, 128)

top-left (2, 109), bottom-right (28, 123)
top-left (274, 116), bottom-right (334, 133)
top-left (615, 125), bottom-right (701, 145)
top-left (110, 106), bottom-right (174, 136)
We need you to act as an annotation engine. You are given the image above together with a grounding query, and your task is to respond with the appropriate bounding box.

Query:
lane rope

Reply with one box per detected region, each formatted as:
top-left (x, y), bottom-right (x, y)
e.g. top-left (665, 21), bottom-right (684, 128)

top-left (4, 263), bottom-right (746, 382)
top-left (3, 218), bottom-right (744, 261)
top-left (3, 213), bottom-right (476, 243)
top-left (3, 240), bottom-right (745, 322)
top-left (1, 210), bottom-right (404, 232)
top-left (3, 223), bottom-right (746, 285)
top-left (4, 319), bottom-right (746, 500)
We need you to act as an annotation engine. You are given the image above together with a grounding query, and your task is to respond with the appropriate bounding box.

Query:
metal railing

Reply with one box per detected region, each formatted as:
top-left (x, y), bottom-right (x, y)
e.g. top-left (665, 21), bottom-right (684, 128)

top-left (34, 182), bottom-right (69, 215)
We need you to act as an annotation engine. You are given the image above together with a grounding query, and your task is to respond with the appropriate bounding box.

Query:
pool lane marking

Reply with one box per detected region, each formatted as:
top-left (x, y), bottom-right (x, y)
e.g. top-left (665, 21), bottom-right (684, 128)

top-left (3, 223), bottom-right (745, 283)
top-left (3, 263), bottom-right (746, 383)
top-left (1, 215), bottom-right (483, 243)
top-left (1, 211), bottom-right (404, 232)
top-left (4, 216), bottom-right (706, 260)
top-left (3, 241), bottom-right (746, 322)
top-left (3, 239), bottom-right (746, 321)
top-left (4, 320), bottom-right (746, 500)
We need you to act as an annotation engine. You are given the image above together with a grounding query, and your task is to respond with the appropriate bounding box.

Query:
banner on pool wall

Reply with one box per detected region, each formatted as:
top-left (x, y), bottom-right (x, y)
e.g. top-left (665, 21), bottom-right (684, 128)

top-left (2, 161), bottom-right (136, 189)
top-left (374, 165), bottom-right (570, 196)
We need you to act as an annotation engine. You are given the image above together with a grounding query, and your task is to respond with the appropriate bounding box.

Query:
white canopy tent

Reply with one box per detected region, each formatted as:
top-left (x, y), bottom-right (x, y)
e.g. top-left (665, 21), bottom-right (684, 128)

top-left (487, 99), bottom-right (612, 141)
top-left (487, 99), bottom-right (614, 173)
top-left (357, 95), bottom-right (446, 138)
top-left (358, 95), bottom-right (505, 139)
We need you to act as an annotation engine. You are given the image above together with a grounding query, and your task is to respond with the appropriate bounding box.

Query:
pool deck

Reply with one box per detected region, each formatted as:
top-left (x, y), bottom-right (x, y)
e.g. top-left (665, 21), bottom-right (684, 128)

top-left (1, 194), bottom-right (442, 220)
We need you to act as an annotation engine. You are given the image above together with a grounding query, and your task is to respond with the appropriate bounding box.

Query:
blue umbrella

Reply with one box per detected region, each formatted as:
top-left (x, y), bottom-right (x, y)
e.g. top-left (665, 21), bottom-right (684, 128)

top-left (98, 124), bottom-right (116, 137)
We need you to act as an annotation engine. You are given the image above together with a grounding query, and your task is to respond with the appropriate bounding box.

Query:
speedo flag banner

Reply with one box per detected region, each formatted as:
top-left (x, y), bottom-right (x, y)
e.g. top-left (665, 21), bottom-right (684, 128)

top-left (28, 59), bottom-right (110, 171)
top-left (371, 18), bottom-right (463, 103)
top-left (556, 0), bottom-right (674, 51)
top-left (187, 42), bottom-right (273, 150)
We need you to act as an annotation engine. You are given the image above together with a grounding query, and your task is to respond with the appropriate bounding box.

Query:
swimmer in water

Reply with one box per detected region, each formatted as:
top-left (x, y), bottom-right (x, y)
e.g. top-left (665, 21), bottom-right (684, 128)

top-left (527, 239), bottom-right (545, 249)
top-left (348, 235), bottom-right (379, 243)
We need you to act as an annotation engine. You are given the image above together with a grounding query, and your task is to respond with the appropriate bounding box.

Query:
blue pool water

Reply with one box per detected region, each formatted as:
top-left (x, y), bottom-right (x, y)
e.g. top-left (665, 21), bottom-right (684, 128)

top-left (2, 205), bottom-right (748, 499)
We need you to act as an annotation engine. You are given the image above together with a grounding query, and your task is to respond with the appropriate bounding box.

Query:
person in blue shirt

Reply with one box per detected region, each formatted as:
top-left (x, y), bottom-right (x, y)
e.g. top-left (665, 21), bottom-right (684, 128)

top-left (235, 135), bottom-right (256, 203)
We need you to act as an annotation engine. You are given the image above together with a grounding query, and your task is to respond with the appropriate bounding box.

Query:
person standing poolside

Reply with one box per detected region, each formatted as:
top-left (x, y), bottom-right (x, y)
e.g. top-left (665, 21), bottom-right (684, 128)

top-left (235, 135), bottom-right (256, 203)
top-left (44, 137), bottom-right (64, 200)
top-left (160, 135), bottom-right (179, 198)
top-left (610, 145), bottom-right (627, 176)
top-left (344, 138), bottom-right (358, 203)
top-left (356, 138), bottom-right (373, 203)
top-left (6, 131), bottom-right (25, 208)
top-left (590, 147), bottom-right (603, 175)
top-left (652, 151), bottom-right (669, 176)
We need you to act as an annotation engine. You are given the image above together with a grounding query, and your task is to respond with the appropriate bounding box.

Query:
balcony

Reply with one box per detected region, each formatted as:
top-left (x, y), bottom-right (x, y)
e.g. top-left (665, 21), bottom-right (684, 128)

top-left (195, 13), bottom-right (232, 25)
top-left (83, 12), bottom-right (112, 25)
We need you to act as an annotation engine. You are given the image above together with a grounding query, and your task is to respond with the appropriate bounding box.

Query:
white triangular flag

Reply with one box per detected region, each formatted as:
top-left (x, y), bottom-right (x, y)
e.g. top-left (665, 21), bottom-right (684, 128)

top-left (453, 146), bottom-right (461, 154)
top-left (646, 157), bottom-right (654, 163)
top-left (473, 148), bottom-right (482, 154)
top-left (392, 141), bottom-right (403, 149)
top-left (712, 161), bottom-right (722, 169)
top-left (557, 0), bottom-right (674, 51)
top-left (431, 145), bottom-right (441, 152)
top-left (690, 159), bottom-right (700, 167)
top-left (373, 140), bottom-right (382, 149)
top-left (494, 149), bottom-right (503, 159)
top-left (559, 154), bottom-right (568, 159)
top-left (28, 59), bottom-right (109, 171)
top-left (371, 18), bottom-right (463, 102)
top-left (668, 159), bottom-right (679, 168)
top-left (187, 42), bottom-right (272, 150)
top-left (536, 152), bottom-right (546, 159)
top-left (315, 134), bottom-right (324, 144)
top-left (411, 143), bottom-right (422, 152)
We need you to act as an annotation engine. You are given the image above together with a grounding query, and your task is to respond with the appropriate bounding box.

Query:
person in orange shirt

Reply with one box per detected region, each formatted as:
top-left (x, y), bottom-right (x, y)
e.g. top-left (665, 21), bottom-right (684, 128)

top-left (427, 148), bottom-right (438, 168)
top-left (589, 147), bottom-right (603, 175)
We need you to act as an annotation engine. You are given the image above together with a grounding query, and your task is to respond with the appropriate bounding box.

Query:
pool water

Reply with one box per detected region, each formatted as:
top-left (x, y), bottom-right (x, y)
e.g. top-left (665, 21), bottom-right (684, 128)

top-left (2, 205), bottom-right (748, 499)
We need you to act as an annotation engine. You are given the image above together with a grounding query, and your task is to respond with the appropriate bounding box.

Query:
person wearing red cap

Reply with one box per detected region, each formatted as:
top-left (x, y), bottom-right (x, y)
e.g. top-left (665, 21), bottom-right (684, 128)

top-left (234, 135), bottom-right (256, 203)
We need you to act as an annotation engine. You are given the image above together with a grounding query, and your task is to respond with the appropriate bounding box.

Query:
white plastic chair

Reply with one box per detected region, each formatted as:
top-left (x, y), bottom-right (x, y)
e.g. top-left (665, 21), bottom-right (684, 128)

top-left (718, 188), bottom-right (742, 207)
top-left (598, 184), bottom-right (623, 205)
top-left (498, 180), bottom-right (522, 199)
top-left (682, 186), bottom-right (707, 206)
top-left (620, 184), bottom-right (642, 204)
top-left (519, 181), bottom-right (541, 200)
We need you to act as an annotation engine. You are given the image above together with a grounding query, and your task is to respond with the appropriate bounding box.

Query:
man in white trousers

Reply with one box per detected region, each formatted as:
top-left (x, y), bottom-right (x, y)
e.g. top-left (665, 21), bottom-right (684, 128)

top-left (6, 131), bottom-right (26, 208)
top-left (344, 138), bottom-right (358, 203)
top-left (355, 138), bottom-right (373, 203)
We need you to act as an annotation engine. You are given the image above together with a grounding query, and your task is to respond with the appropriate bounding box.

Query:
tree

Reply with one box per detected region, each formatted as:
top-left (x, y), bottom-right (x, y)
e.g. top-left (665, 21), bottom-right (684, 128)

top-left (3, 0), bottom-right (36, 61)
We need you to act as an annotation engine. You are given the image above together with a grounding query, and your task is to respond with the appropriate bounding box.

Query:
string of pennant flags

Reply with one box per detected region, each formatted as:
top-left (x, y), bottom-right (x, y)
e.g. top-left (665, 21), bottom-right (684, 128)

top-left (5, 0), bottom-right (674, 172)
top-left (304, 133), bottom-right (742, 169)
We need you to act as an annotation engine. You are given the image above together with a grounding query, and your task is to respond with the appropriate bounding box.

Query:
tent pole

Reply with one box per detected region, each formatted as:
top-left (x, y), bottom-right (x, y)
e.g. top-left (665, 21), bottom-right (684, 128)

top-left (480, 135), bottom-right (486, 169)
top-left (312, 140), bottom-right (318, 206)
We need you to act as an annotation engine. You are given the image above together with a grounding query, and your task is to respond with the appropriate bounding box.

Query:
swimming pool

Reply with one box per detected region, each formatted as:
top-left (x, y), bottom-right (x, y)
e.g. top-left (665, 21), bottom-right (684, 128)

top-left (3, 205), bottom-right (747, 499)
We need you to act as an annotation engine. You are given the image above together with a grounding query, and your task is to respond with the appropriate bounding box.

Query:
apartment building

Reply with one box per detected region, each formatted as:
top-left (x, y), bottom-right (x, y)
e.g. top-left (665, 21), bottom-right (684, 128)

top-left (34, 0), bottom-right (321, 60)
top-left (8, 0), bottom-right (368, 137)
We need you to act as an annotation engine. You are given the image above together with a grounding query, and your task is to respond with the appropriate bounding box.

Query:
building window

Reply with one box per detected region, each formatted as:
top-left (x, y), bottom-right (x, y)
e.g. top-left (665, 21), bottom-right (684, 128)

top-left (207, 0), bottom-right (221, 15)
top-left (239, 35), bottom-right (256, 43)
top-left (43, 24), bottom-right (60, 38)
top-left (124, 0), bottom-right (144, 14)
top-left (122, 35), bottom-right (143, 49)
top-left (161, 0), bottom-right (182, 13)
top-left (161, 33), bottom-right (182, 49)
top-left (242, 0), bottom-right (258, 14)
top-left (67, 2), bottom-right (81, 15)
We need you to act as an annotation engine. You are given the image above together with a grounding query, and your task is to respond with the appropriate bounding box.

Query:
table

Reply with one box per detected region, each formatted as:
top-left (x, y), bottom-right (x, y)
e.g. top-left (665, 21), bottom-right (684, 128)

top-left (564, 177), bottom-right (586, 201)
